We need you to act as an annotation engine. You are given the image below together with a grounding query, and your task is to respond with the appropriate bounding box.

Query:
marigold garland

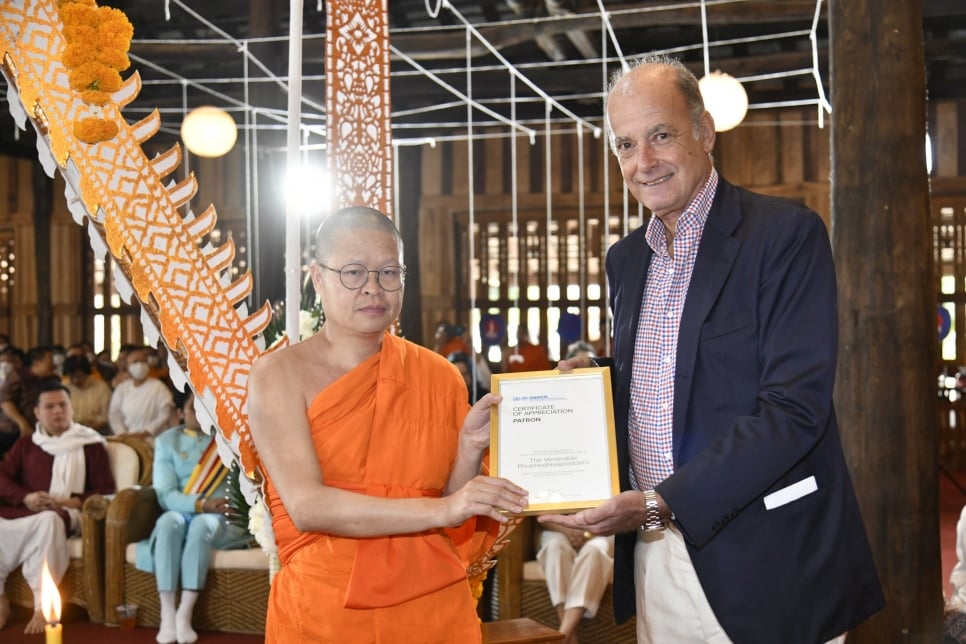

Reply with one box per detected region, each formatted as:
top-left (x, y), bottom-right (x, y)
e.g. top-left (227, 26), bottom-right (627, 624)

top-left (58, 0), bottom-right (133, 144)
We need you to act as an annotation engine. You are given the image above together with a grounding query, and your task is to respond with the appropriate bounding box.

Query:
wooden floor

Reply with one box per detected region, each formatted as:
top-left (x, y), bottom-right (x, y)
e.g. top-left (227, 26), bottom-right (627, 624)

top-left (3, 474), bottom-right (966, 643)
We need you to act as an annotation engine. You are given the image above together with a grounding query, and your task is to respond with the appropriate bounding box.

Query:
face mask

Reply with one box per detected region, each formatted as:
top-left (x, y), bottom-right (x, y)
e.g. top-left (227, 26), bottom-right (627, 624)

top-left (0, 362), bottom-right (11, 377)
top-left (52, 353), bottom-right (65, 367)
top-left (128, 362), bottom-right (149, 380)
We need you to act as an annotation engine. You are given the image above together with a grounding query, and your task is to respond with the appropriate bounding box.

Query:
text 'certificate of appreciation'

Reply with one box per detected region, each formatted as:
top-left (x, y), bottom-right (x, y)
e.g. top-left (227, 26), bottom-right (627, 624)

top-left (490, 367), bottom-right (619, 513)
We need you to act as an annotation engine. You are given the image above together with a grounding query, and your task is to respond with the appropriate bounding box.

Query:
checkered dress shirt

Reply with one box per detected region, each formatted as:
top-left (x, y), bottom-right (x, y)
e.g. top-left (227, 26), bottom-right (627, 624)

top-left (628, 169), bottom-right (718, 491)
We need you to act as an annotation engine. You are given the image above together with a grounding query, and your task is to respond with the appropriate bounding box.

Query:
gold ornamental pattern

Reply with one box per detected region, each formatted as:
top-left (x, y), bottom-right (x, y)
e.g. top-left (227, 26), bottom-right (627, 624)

top-left (325, 0), bottom-right (393, 215)
top-left (0, 0), bottom-right (272, 484)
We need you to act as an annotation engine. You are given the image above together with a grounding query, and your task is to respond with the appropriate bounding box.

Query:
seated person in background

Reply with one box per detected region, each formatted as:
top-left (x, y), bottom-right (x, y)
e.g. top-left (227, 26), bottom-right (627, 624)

top-left (109, 347), bottom-right (175, 438)
top-left (564, 341), bottom-right (597, 362)
top-left (536, 524), bottom-right (614, 644)
top-left (148, 344), bottom-right (172, 388)
top-left (0, 381), bottom-right (115, 633)
top-left (447, 351), bottom-right (490, 404)
top-left (135, 390), bottom-right (251, 644)
top-left (63, 355), bottom-right (112, 434)
top-left (506, 325), bottom-right (551, 373)
top-left (0, 346), bottom-right (60, 458)
top-left (0, 347), bottom-right (22, 396)
top-left (247, 206), bottom-right (527, 643)
top-left (94, 349), bottom-right (118, 385)
top-left (434, 320), bottom-right (472, 358)
top-left (539, 339), bottom-right (615, 643)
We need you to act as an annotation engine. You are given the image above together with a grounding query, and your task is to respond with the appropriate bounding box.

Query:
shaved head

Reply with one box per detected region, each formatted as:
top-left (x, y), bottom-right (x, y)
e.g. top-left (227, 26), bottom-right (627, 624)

top-left (314, 206), bottom-right (404, 265)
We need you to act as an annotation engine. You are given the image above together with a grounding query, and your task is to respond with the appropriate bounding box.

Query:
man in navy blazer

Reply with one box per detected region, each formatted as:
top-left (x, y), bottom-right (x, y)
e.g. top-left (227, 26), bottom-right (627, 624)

top-left (539, 55), bottom-right (883, 643)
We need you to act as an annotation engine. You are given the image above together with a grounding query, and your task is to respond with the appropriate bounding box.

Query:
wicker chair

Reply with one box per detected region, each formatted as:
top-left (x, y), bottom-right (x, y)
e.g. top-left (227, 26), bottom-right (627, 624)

top-left (491, 517), bottom-right (636, 643)
top-left (103, 486), bottom-right (270, 633)
top-left (3, 434), bottom-right (153, 623)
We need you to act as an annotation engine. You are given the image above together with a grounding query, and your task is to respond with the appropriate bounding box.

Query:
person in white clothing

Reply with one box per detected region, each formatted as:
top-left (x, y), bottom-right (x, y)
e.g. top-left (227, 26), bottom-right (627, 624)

top-left (537, 526), bottom-right (615, 644)
top-left (0, 381), bottom-right (115, 634)
top-left (108, 347), bottom-right (175, 438)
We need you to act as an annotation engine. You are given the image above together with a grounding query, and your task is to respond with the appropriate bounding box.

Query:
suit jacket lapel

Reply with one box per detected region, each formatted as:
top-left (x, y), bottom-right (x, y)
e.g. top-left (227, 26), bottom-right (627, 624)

top-left (613, 227), bottom-right (652, 487)
top-left (672, 180), bottom-right (742, 463)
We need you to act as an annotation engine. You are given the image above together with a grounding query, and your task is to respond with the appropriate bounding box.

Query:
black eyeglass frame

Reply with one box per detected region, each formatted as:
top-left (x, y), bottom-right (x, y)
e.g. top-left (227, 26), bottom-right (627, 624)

top-left (319, 263), bottom-right (407, 292)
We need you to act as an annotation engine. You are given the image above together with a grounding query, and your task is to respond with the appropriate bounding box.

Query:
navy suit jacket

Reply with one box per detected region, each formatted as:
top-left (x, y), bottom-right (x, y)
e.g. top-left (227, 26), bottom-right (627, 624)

top-left (607, 177), bottom-right (884, 643)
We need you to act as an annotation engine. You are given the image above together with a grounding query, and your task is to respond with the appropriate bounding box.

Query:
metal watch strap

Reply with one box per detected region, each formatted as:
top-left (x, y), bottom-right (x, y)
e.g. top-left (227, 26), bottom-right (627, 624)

top-left (642, 489), bottom-right (665, 532)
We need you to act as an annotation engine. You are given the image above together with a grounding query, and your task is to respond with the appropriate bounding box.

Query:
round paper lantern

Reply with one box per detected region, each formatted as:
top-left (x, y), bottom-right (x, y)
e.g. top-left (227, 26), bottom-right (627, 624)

top-left (698, 72), bottom-right (748, 132)
top-left (180, 106), bottom-right (238, 158)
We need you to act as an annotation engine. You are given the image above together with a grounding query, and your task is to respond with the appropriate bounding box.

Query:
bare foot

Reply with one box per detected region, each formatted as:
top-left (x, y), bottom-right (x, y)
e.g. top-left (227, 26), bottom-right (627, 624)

top-left (0, 595), bottom-right (9, 629)
top-left (24, 610), bottom-right (46, 635)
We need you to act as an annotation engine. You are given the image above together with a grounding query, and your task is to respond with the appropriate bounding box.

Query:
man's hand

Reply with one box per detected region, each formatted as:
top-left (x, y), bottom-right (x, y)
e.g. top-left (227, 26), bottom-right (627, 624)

top-left (538, 490), bottom-right (652, 536)
top-left (49, 496), bottom-right (82, 510)
top-left (555, 356), bottom-right (596, 373)
top-left (23, 491), bottom-right (55, 511)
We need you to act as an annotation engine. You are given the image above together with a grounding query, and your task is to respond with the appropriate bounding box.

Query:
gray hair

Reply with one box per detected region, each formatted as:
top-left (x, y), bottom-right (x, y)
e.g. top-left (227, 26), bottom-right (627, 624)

top-left (604, 54), bottom-right (706, 151)
top-left (314, 206), bottom-right (404, 265)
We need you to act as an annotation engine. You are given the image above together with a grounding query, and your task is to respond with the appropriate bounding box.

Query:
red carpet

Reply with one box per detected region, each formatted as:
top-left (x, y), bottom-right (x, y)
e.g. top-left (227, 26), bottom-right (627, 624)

top-left (0, 603), bottom-right (262, 643)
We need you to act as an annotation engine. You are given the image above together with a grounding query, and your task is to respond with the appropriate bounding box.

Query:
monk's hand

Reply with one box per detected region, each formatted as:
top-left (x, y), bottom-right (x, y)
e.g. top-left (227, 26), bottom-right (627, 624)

top-left (443, 475), bottom-right (528, 526)
top-left (538, 490), bottom-right (644, 536)
top-left (458, 393), bottom-right (503, 454)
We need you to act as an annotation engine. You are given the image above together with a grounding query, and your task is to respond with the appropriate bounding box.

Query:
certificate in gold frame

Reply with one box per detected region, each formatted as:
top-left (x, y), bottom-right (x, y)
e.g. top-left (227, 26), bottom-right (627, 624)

top-left (490, 367), bottom-right (619, 514)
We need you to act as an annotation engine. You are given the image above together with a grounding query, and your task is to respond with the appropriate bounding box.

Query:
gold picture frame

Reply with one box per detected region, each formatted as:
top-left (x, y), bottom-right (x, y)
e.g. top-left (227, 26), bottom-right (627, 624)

top-left (490, 367), bottom-right (619, 514)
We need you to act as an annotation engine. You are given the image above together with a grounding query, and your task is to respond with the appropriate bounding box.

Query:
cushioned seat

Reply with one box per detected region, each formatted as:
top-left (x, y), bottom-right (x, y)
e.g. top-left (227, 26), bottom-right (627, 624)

top-left (4, 435), bottom-right (152, 622)
top-left (104, 486), bottom-right (270, 633)
top-left (491, 517), bottom-right (636, 643)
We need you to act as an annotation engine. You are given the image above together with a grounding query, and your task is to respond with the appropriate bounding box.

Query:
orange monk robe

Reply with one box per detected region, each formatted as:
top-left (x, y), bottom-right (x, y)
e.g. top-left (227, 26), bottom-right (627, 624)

top-left (438, 336), bottom-right (471, 358)
top-left (506, 342), bottom-right (551, 373)
top-left (264, 333), bottom-right (501, 644)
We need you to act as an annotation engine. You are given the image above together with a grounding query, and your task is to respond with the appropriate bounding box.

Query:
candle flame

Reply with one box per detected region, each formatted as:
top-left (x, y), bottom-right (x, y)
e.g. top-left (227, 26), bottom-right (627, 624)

top-left (40, 559), bottom-right (61, 624)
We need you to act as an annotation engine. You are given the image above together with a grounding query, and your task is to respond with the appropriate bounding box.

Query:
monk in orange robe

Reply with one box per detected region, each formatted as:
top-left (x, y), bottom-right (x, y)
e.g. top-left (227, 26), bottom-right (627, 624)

top-left (248, 207), bottom-right (529, 643)
top-left (506, 325), bottom-right (552, 373)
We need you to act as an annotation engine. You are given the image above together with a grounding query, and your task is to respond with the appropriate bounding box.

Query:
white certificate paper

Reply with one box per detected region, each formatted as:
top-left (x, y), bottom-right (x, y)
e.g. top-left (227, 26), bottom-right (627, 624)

top-left (490, 367), bottom-right (619, 513)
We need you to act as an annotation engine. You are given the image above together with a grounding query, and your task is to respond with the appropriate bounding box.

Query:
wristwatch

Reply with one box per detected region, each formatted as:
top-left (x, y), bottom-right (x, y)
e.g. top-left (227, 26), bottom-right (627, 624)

top-left (641, 489), bottom-right (665, 532)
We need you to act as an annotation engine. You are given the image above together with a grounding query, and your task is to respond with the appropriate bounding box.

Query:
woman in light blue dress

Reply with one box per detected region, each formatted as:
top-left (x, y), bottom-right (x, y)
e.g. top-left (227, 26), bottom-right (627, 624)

top-left (135, 391), bottom-right (250, 644)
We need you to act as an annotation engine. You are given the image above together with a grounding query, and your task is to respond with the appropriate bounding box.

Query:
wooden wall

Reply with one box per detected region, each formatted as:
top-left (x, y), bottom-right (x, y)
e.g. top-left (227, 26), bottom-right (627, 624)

top-left (2, 100), bottom-right (964, 355)
top-left (416, 106), bottom-right (834, 345)
top-left (0, 157), bottom-right (87, 347)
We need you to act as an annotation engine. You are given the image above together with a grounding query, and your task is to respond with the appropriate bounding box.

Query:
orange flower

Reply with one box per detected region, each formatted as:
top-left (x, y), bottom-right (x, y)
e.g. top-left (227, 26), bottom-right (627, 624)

top-left (79, 89), bottom-right (111, 106)
top-left (59, 3), bottom-right (97, 31)
top-left (62, 41), bottom-right (97, 68)
top-left (74, 117), bottom-right (118, 144)
top-left (98, 7), bottom-right (134, 42)
top-left (60, 1), bottom-right (133, 144)
top-left (68, 62), bottom-right (121, 93)
top-left (62, 23), bottom-right (96, 45)
top-left (95, 48), bottom-right (130, 71)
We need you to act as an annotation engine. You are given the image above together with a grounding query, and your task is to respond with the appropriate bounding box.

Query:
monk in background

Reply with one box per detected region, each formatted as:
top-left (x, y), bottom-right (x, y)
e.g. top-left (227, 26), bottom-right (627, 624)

top-left (248, 206), bottom-right (529, 643)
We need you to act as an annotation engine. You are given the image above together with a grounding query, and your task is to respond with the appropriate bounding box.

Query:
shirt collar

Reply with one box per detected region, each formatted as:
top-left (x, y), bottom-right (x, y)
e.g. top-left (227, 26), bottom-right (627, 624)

top-left (644, 168), bottom-right (719, 255)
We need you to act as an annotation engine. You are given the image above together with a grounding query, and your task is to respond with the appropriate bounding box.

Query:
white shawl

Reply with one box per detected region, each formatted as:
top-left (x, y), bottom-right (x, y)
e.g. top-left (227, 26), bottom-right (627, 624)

top-left (31, 422), bottom-right (105, 531)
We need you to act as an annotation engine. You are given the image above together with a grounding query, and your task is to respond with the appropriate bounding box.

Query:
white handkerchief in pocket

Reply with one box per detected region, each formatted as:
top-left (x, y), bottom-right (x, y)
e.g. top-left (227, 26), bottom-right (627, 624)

top-left (763, 475), bottom-right (818, 510)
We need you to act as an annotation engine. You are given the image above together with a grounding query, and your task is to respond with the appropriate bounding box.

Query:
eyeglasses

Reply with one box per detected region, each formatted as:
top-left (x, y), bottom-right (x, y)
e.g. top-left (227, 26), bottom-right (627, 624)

top-left (320, 263), bottom-right (406, 292)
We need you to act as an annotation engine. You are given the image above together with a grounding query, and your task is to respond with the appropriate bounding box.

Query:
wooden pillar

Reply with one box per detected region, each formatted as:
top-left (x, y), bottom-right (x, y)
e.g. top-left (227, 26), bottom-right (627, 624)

top-left (830, 0), bottom-right (942, 640)
top-left (32, 160), bottom-right (52, 345)
top-left (397, 145), bottom-right (424, 343)
top-left (248, 0), bottom-right (285, 306)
